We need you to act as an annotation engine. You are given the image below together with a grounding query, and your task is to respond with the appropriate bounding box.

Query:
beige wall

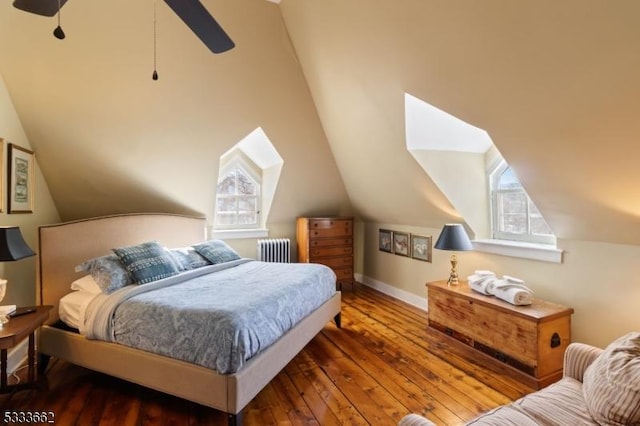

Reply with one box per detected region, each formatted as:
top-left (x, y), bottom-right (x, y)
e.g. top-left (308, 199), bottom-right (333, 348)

top-left (362, 222), bottom-right (640, 349)
top-left (281, 0), bottom-right (640, 246)
top-left (0, 74), bottom-right (60, 307)
top-left (0, 0), bottom-right (351, 228)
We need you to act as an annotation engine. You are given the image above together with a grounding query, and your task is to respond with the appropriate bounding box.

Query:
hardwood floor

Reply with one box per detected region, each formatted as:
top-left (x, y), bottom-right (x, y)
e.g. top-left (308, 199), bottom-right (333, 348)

top-left (0, 284), bottom-right (534, 425)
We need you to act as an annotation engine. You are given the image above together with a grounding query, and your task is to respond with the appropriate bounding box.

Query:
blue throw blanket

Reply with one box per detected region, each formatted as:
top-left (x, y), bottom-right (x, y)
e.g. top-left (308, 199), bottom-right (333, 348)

top-left (83, 260), bottom-right (337, 374)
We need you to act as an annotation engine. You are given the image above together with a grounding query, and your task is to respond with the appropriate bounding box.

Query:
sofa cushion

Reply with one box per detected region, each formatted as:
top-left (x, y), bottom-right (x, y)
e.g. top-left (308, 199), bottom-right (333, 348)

top-left (469, 377), bottom-right (598, 426)
top-left (466, 404), bottom-right (540, 426)
top-left (582, 331), bottom-right (640, 425)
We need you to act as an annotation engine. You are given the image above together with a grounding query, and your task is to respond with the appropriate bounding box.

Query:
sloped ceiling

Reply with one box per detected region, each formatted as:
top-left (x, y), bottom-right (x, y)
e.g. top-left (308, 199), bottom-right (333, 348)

top-left (2, 0), bottom-right (640, 246)
top-left (0, 0), bottom-right (351, 222)
top-left (279, 0), bottom-right (640, 245)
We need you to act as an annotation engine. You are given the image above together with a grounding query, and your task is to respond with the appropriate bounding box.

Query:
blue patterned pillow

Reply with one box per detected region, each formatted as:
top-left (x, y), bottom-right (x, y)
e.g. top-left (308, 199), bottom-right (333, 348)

top-left (192, 240), bottom-right (241, 264)
top-left (75, 254), bottom-right (133, 293)
top-left (113, 241), bottom-right (180, 285)
top-left (169, 247), bottom-right (211, 270)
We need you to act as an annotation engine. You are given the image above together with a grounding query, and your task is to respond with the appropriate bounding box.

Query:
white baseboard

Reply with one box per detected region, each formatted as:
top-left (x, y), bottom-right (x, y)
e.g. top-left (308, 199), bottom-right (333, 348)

top-left (6, 338), bottom-right (29, 374)
top-left (356, 273), bottom-right (427, 311)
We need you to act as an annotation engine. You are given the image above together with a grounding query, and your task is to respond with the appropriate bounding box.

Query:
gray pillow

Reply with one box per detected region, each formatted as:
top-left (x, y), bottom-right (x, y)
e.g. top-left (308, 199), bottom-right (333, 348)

top-left (583, 332), bottom-right (640, 425)
top-left (192, 239), bottom-right (241, 264)
top-left (113, 241), bottom-right (180, 285)
top-left (75, 254), bottom-right (133, 293)
top-left (169, 247), bottom-right (211, 270)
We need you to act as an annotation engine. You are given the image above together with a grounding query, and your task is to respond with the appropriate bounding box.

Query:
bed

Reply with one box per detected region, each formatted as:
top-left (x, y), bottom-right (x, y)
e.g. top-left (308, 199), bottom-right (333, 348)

top-left (36, 213), bottom-right (342, 425)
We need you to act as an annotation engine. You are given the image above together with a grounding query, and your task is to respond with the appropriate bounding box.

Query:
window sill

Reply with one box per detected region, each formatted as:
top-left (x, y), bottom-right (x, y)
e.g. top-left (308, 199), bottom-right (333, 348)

top-left (472, 239), bottom-right (563, 264)
top-left (209, 228), bottom-right (269, 240)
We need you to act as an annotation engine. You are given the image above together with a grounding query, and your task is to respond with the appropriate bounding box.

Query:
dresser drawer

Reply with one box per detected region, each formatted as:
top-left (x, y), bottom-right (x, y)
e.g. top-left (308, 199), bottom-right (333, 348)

top-left (310, 246), bottom-right (353, 258)
top-left (334, 267), bottom-right (354, 282)
top-left (309, 219), bottom-right (352, 230)
top-left (314, 256), bottom-right (353, 269)
top-left (310, 227), bottom-right (352, 238)
top-left (310, 237), bottom-right (353, 248)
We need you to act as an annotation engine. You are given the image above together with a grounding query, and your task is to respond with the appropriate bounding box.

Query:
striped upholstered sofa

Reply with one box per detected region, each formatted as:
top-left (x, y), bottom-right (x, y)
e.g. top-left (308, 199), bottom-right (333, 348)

top-left (400, 332), bottom-right (640, 426)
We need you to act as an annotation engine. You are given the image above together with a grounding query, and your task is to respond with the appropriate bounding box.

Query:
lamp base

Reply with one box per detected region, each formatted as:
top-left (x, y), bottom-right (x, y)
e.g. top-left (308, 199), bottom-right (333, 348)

top-left (447, 252), bottom-right (460, 286)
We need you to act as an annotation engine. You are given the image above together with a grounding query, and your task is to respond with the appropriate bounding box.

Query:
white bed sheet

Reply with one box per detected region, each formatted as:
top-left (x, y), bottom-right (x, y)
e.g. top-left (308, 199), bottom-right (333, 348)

top-left (59, 290), bottom-right (97, 330)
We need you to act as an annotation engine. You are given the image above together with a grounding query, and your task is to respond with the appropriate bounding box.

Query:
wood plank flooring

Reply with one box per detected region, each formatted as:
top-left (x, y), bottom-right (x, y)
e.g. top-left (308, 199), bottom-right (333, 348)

top-left (0, 284), bottom-right (534, 425)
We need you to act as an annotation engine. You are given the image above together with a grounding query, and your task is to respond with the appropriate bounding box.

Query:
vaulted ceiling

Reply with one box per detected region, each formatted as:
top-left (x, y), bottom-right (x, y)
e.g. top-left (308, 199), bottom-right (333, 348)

top-left (1, 0), bottom-right (640, 245)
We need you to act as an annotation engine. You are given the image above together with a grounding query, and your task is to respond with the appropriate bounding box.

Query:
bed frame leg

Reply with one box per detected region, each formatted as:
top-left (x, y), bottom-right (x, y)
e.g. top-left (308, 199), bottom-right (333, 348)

top-left (228, 410), bottom-right (244, 426)
top-left (37, 353), bottom-right (51, 375)
top-left (334, 313), bottom-right (342, 329)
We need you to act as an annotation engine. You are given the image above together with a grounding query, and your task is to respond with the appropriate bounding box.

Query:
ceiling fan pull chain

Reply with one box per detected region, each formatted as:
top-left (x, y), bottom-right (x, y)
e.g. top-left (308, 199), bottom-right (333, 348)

top-left (53, 0), bottom-right (65, 39)
top-left (152, 0), bottom-right (159, 80)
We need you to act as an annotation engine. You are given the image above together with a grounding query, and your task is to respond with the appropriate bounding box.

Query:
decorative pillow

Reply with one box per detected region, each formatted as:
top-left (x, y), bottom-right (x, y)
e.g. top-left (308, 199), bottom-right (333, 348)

top-left (113, 241), bottom-right (180, 285)
top-left (582, 331), bottom-right (640, 425)
top-left (169, 247), bottom-right (211, 271)
top-left (192, 239), bottom-right (241, 264)
top-left (70, 275), bottom-right (102, 294)
top-left (75, 254), bottom-right (133, 293)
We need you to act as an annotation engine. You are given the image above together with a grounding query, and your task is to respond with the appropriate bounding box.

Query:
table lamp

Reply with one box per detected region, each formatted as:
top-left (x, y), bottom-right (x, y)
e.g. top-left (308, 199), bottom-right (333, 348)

top-left (434, 224), bottom-right (473, 285)
top-left (0, 226), bottom-right (36, 325)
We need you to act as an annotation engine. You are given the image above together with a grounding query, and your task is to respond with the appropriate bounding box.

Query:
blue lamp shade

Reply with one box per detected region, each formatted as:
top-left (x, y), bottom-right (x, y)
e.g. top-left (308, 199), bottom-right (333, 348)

top-left (434, 224), bottom-right (472, 251)
top-left (0, 227), bottom-right (35, 262)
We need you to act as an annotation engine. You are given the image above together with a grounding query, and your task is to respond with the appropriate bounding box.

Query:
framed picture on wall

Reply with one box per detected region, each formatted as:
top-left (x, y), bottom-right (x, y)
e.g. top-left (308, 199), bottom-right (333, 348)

top-left (393, 231), bottom-right (410, 257)
top-left (0, 138), bottom-right (4, 212)
top-left (411, 234), bottom-right (432, 262)
top-left (7, 143), bottom-right (35, 214)
top-left (379, 229), bottom-right (393, 253)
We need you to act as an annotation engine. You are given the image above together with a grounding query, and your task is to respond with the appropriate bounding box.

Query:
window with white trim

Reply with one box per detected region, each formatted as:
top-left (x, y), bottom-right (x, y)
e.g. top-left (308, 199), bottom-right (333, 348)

top-left (213, 127), bottom-right (283, 236)
top-left (215, 159), bottom-right (260, 229)
top-left (490, 161), bottom-right (555, 244)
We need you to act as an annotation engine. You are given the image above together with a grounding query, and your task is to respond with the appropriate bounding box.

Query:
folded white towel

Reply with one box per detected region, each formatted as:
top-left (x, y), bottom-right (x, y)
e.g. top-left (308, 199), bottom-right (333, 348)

top-left (503, 275), bottom-right (525, 285)
top-left (485, 279), bottom-right (498, 295)
top-left (468, 274), bottom-right (492, 285)
top-left (492, 279), bottom-right (533, 293)
top-left (468, 275), bottom-right (496, 295)
top-left (493, 286), bottom-right (533, 305)
top-left (474, 270), bottom-right (495, 277)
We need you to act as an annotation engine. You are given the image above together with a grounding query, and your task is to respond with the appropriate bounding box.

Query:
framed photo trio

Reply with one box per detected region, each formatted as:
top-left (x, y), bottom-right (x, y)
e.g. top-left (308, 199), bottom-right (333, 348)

top-left (378, 228), bottom-right (432, 262)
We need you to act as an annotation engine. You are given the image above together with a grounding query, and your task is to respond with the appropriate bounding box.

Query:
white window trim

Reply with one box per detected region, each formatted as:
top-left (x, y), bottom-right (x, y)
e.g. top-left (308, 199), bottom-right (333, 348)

top-left (472, 238), bottom-right (563, 264)
top-left (210, 228), bottom-right (269, 240)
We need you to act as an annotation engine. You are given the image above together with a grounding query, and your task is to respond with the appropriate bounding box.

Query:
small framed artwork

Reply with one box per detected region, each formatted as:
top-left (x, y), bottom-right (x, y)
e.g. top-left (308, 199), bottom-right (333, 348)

top-left (7, 143), bottom-right (35, 214)
top-left (411, 234), bottom-right (432, 262)
top-left (379, 229), bottom-right (393, 253)
top-left (0, 138), bottom-right (4, 212)
top-left (393, 231), bottom-right (409, 257)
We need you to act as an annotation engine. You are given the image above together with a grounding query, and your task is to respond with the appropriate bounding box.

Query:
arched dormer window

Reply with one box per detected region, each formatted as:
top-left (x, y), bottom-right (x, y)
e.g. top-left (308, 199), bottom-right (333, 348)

top-left (216, 157), bottom-right (260, 229)
top-left (490, 161), bottom-right (554, 244)
top-left (212, 127), bottom-right (283, 238)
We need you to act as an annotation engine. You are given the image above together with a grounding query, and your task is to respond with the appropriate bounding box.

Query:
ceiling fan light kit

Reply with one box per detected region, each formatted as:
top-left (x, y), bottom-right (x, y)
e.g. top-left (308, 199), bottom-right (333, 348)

top-left (13, 0), bottom-right (234, 78)
top-left (53, 0), bottom-right (65, 39)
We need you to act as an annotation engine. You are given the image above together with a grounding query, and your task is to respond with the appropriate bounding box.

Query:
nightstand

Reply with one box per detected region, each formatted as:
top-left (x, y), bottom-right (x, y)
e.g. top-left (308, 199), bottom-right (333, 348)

top-left (0, 305), bottom-right (52, 393)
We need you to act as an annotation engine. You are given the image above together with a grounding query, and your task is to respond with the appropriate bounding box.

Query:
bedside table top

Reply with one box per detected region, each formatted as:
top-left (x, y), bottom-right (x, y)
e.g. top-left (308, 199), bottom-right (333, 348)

top-left (0, 305), bottom-right (53, 350)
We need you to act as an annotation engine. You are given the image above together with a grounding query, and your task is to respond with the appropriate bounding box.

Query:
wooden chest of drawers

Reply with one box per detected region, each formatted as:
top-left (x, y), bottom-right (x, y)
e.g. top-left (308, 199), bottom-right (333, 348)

top-left (427, 280), bottom-right (573, 389)
top-left (296, 217), bottom-right (354, 290)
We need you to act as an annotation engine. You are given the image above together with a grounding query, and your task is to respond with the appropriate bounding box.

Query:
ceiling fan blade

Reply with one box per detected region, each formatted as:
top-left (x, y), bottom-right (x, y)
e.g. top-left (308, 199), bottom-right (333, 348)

top-left (163, 0), bottom-right (235, 54)
top-left (13, 0), bottom-right (68, 17)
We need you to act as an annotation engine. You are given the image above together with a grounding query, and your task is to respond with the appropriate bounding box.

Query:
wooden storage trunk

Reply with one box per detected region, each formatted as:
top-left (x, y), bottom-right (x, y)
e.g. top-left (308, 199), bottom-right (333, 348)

top-left (427, 280), bottom-right (573, 389)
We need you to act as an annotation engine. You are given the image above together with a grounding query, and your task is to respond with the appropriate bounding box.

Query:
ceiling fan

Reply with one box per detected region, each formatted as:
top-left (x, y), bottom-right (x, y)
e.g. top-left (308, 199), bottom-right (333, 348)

top-left (12, 0), bottom-right (235, 54)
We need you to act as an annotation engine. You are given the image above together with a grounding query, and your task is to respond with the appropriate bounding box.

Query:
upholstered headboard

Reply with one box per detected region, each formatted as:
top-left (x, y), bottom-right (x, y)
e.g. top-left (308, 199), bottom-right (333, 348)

top-left (38, 213), bottom-right (206, 323)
